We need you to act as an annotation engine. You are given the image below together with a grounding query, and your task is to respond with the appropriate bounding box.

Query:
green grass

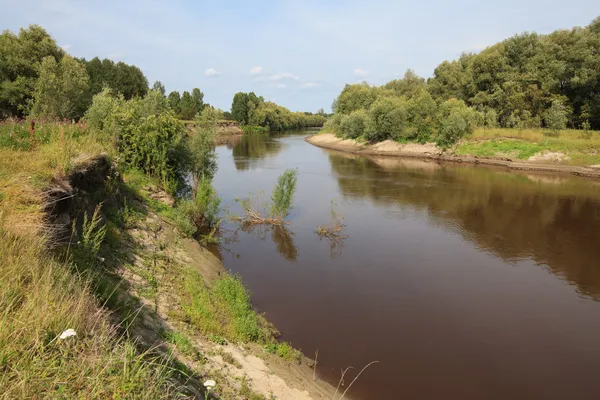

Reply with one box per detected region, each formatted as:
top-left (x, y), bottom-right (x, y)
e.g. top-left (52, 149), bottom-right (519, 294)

top-left (0, 118), bottom-right (308, 399)
top-left (242, 125), bottom-right (269, 134)
top-left (182, 271), bottom-right (272, 343)
top-left (456, 128), bottom-right (600, 165)
top-left (0, 218), bottom-right (176, 399)
top-left (264, 342), bottom-right (302, 363)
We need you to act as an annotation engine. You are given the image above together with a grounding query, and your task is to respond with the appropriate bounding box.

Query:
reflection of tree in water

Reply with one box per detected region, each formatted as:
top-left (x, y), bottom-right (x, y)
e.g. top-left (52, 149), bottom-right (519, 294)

top-left (224, 222), bottom-right (298, 262)
top-left (328, 151), bottom-right (600, 300)
top-left (231, 134), bottom-right (284, 171)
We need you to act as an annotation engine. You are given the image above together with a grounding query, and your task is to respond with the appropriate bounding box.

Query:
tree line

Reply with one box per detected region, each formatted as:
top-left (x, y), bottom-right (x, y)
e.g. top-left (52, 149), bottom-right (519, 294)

top-left (328, 17), bottom-right (600, 145)
top-left (231, 91), bottom-right (327, 131)
top-left (0, 25), bottom-right (149, 119)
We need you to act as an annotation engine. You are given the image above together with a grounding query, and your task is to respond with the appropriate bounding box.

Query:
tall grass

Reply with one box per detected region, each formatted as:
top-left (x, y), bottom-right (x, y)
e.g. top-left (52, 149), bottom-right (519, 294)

top-left (0, 224), bottom-right (176, 399)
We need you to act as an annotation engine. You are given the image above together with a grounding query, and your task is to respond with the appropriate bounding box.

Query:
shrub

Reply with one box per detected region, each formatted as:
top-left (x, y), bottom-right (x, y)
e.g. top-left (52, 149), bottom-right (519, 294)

top-left (178, 177), bottom-right (221, 231)
top-left (84, 88), bottom-right (124, 131)
top-left (582, 120), bottom-right (592, 139)
top-left (544, 99), bottom-right (569, 135)
top-left (366, 96), bottom-right (408, 142)
top-left (270, 169), bottom-right (298, 219)
top-left (113, 104), bottom-right (188, 194)
top-left (435, 99), bottom-right (478, 148)
top-left (339, 109), bottom-right (368, 139)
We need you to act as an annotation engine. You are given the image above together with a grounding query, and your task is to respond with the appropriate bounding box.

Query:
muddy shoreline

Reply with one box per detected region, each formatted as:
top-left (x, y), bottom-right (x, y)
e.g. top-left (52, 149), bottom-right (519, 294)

top-left (306, 133), bottom-right (600, 180)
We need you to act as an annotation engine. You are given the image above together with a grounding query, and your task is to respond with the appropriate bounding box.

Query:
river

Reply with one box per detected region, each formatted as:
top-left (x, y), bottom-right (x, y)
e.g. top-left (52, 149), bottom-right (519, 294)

top-left (212, 131), bottom-right (600, 400)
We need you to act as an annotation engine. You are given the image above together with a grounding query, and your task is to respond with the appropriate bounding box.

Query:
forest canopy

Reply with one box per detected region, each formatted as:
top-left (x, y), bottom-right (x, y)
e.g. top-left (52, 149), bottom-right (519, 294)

top-left (327, 17), bottom-right (600, 145)
top-left (231, 91), bottom-right (326, 131)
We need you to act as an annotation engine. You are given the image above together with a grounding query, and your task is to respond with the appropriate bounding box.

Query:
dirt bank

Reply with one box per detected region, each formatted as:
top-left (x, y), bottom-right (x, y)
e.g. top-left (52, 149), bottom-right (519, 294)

top-left (306, 134), bottom-right (600, 179)
top-left (46, 156), bottom-right (339, 400)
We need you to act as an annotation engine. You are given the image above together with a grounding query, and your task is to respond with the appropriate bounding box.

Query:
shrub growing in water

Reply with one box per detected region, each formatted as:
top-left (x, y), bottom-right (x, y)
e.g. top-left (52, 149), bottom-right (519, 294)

top-left (270, 169), bottom-right (298, 219)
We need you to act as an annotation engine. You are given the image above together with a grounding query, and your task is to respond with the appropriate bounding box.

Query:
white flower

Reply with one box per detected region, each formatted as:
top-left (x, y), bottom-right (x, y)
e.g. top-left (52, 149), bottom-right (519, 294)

top-left (59, 328), bottom-right (77, 340)
top-left (203, 379), bottom-right (216, 390)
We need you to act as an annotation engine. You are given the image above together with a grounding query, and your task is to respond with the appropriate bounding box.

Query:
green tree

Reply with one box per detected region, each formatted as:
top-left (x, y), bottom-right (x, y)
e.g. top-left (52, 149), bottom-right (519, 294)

top-left (192, 88), bottom-right (204, 115)
top-left (84, 87), bottom-right (124, 131)
top-left (231, 92), bottom-right (249, 124)
top-left (339, 109), bottom-right (369, 139)
top-left (31, 54), bottom-right (89, 119)
top-left (0, 25), bottom-right (63, 117)
top-left (152, 80), bottom-right (166, 96)
top-left (167, 90), bottom-right (181, 114)
top-left (179, 91), bottom-right (196, 120)
top-left (544, 99), bottom-right (569, 134)
top-left (435, 99), bottom-right (478, 147)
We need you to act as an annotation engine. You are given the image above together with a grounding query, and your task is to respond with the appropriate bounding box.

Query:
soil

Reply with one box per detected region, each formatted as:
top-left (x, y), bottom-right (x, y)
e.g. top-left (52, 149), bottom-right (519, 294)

top-left (306, 134), bottom-right (600, 179)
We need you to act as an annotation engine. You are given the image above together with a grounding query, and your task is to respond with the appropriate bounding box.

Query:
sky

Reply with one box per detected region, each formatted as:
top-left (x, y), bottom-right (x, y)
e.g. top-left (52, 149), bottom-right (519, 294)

top-left (1, 0), bottom-right (599, 112)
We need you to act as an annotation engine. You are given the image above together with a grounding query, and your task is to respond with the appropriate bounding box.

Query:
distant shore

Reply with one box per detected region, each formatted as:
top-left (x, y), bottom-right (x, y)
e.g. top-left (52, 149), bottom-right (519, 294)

top-left (306, 133), bottom-right (600, 179)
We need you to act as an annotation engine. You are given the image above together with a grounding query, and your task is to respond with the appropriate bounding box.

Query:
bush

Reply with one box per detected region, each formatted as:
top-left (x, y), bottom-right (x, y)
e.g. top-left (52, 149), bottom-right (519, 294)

top-left (544, 99), bottom-right (569, 135)
top-left (366, 96), bottom-right (408, 142)
top-left (435, 99), bottom-right (478, 148)
top-left (178, 177), bottom-right (221, 231)
top-left (270, 169), bottom-right (298, 219)
top-left (84, 88), bottom-right (124, 131)
top-left (339, 109), bottom-right (369, 139)
top-left (113, 105), bottom-right (188, 194)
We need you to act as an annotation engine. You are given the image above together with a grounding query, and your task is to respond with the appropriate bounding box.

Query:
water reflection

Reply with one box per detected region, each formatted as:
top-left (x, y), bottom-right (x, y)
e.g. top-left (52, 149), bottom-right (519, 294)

top-left (224, 222), bottom-right (299, 262)
top-left (230, 134), bottom-right (284, 170)
top-left (327, 151), bottom-right (600, 300)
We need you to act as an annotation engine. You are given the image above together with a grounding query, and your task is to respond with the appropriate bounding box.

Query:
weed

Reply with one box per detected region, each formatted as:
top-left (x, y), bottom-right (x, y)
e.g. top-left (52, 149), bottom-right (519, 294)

top-left (264, 342), bottom-right (302, 363)
top-left (233, 169), bottom-right (298, 226)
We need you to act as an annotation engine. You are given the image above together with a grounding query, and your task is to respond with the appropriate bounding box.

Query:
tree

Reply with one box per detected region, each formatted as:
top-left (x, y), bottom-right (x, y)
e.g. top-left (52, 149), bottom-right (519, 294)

top-left (31, 54), bottom-right (89, 119)
top-left (0, 25), bottom-right (63, 117)
top-left (84, 87), bottom-right (124, 130)
top-left (179, 90), bottom-right (196, 120)
top-left (544, 99), bottom-right (569, 134)
top-left (231, 92), bottom-right (249, 124)
top-left (167, 91), bottom-right (181, 114)
top-left (192, 88), bottom-right (204, 114)
top-left (152, 80), bottom-right (166, 96)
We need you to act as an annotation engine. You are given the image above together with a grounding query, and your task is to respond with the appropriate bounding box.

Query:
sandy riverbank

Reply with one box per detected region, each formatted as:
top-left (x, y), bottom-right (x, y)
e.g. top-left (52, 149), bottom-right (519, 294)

top-left (306, 134), bottom-right (600, 179)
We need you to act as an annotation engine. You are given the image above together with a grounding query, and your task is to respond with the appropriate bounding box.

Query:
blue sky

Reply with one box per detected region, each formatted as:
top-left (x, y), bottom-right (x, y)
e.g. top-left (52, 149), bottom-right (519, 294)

top-left (1, 0), bottom-right (599, 112)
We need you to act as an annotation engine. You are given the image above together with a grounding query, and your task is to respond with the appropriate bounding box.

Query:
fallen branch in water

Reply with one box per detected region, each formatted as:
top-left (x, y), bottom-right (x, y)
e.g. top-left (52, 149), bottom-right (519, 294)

top-left (316, 200), bottom-right (348, 239)
top-left (232, 169), bottom-right (298, 227)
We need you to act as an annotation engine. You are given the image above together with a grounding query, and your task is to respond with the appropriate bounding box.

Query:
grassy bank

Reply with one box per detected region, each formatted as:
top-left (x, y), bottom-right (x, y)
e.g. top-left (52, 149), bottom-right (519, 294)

top-left (0, 119), bottom-right (322, 399)
top-left (456, 128), bottom-right (600, 165)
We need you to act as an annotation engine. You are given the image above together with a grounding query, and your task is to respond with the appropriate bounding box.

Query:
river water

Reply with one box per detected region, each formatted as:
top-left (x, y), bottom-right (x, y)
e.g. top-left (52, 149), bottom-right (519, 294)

top-left (212, 131), bottom-right (600, 400)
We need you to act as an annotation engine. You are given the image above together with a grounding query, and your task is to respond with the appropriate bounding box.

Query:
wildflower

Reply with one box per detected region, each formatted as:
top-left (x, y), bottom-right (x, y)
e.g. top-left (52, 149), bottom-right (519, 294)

top-left (203, 379), bottom-right (216, 390)
top-left (59, 328), bottom-right (77, 340)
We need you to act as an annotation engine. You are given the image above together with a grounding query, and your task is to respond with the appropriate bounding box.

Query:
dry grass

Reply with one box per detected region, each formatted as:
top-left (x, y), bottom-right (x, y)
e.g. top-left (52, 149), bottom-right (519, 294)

top-left (0, 121), bottom-right (179, 399)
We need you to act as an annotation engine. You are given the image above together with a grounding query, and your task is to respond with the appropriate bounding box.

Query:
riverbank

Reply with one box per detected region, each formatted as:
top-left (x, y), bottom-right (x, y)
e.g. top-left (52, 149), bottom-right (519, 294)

top-left (0, 124), bottom-right (337, 399)
top-left (306, 133), bottom-right (600, 179)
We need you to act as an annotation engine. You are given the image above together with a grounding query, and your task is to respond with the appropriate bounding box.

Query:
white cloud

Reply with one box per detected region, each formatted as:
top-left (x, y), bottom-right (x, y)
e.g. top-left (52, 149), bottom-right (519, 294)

top-left (301, 82), bottom-right (318, 88)
top-left (204, 68), bottom-right (220, 77)
top-left (277, 83), bottom-right (287, 89)
top-left (354, 68), bottom-right (369, 77)
top-left (61, 44), bottom-right (72, 51)
top-left (255, 72), bottom-right (299, 82)
top-left (249, 66), bottom-right (263, 75)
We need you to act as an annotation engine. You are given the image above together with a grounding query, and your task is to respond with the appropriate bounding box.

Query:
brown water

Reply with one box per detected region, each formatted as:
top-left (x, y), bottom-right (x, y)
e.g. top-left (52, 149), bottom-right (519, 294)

top-left (213, 132), bottom-right (600, 400)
